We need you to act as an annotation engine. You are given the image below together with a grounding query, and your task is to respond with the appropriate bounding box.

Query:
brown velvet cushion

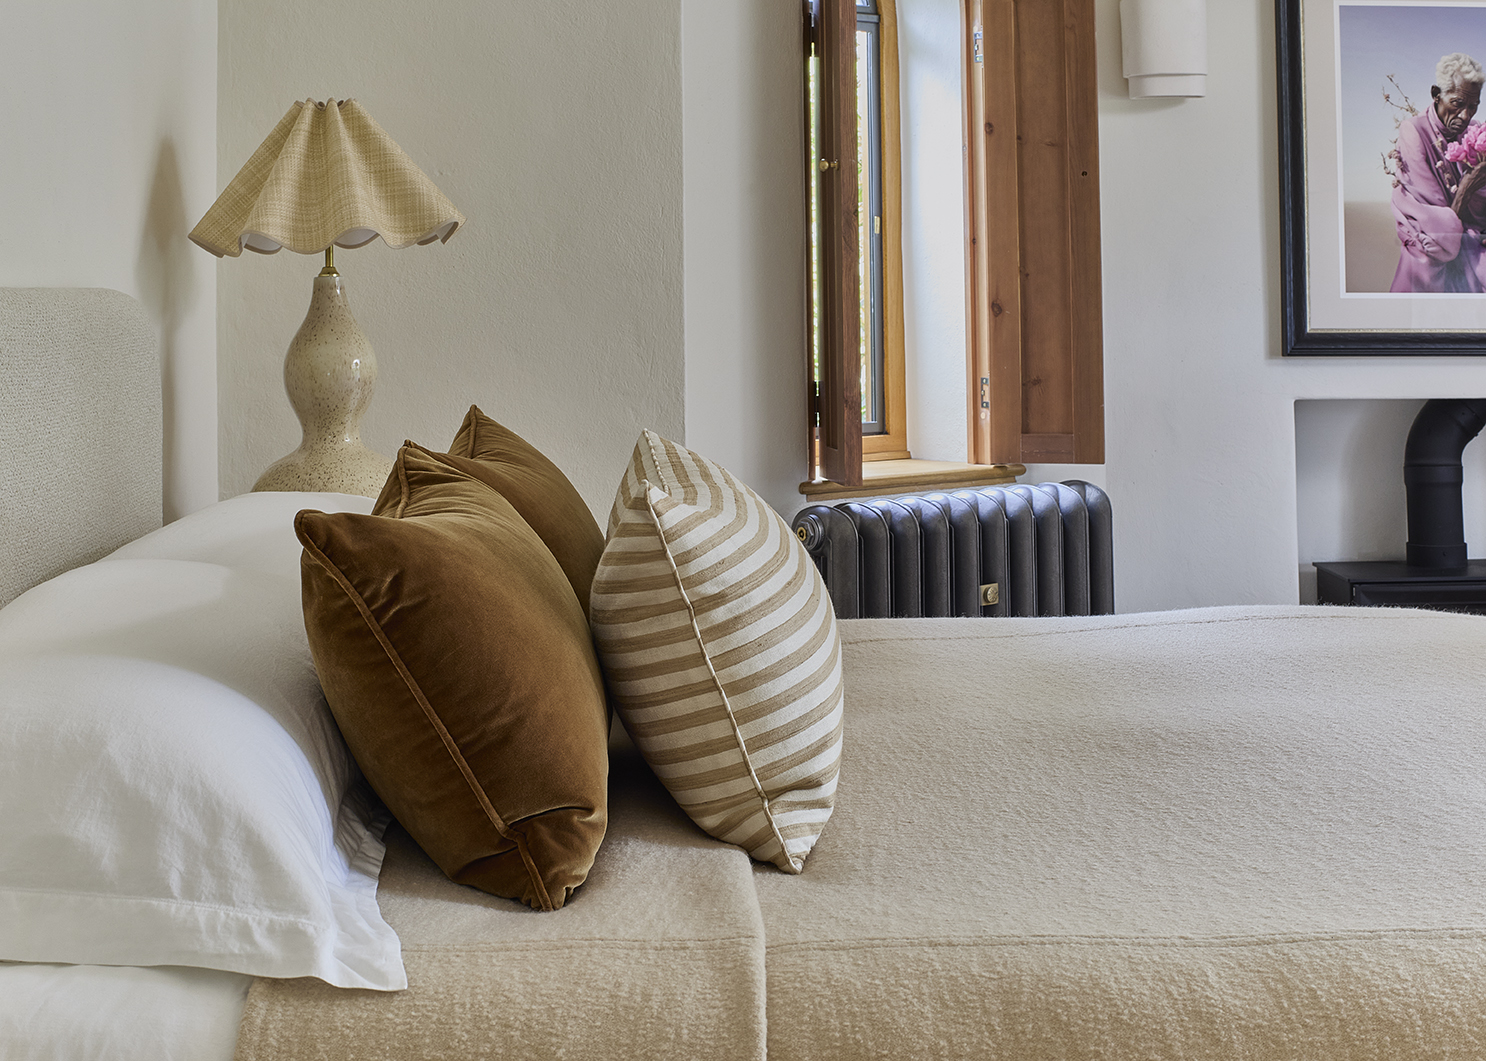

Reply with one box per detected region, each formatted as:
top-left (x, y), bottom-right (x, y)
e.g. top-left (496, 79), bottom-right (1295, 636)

top-left (296, 446), bottom-right (609, 911)
top-left (377, 405), bottom-right (604, 617)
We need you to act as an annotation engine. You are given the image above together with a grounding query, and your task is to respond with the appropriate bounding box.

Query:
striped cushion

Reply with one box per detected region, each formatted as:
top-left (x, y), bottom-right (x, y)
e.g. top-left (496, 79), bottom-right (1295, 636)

top-left (590, 431), bottom-right (844, 873)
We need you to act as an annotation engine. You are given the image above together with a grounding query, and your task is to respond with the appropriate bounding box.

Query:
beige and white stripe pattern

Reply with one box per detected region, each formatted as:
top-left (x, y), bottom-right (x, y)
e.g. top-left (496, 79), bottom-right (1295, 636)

top-left (590, 431), bottom-right (843, 873)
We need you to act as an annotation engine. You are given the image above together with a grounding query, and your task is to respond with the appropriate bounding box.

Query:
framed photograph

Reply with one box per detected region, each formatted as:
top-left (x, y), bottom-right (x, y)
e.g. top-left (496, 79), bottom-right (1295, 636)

top-left (1279, 0), bottom-right (1486, 354)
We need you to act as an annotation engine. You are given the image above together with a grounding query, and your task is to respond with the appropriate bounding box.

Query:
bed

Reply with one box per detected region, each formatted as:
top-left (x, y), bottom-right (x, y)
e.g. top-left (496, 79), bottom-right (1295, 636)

top-left (6, 288), bottom-right (1486, 1061)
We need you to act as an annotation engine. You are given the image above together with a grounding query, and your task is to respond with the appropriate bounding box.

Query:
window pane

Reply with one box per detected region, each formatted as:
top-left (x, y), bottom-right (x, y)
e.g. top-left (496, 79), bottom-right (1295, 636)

top-left (857, 29), bottom-right (871, 427)
top-left (856, 22), bottom-right (885, 434)
top-left (808, 53), bottom-right (821, 391)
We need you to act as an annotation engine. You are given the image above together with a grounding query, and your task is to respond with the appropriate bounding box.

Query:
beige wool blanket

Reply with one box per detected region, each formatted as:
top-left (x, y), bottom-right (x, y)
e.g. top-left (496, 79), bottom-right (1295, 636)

top-left (760, 606), bottom-right (1486, 1060)
top-left (237, 605), bottom-right (1486, 1059)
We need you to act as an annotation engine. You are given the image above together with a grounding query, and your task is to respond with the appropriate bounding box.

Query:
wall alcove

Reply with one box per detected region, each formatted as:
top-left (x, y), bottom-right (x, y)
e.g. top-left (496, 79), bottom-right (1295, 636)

top-left (1295, 399), bottom-right (1486, 603)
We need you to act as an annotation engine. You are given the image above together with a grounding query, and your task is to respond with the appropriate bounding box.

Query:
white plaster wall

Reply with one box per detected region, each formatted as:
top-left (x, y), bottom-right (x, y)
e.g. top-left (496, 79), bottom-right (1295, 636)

top-left (681, 0), bottom-right (808, 516)
top-left (0, 0), bottom-right (218, 522)
top-left (217, 0), bottom-right (685, 517)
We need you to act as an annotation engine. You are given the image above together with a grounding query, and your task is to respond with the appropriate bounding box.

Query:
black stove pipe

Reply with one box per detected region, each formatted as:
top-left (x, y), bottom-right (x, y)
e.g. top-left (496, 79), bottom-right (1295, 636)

top-left (1405, 398), bottom-right (1486, 568)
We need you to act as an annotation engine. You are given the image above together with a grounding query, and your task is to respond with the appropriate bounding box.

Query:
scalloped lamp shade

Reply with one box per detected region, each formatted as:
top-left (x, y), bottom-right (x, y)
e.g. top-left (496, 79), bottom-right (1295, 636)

top-left (191, 99), bottom-right (465, 499)
top-left (189, 98), bottom-right (464, 257)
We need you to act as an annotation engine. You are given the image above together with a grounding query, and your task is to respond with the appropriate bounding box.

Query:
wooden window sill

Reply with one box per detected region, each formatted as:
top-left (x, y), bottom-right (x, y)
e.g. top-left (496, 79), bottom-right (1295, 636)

top-left (799, 459), bottom-right (1025, 501)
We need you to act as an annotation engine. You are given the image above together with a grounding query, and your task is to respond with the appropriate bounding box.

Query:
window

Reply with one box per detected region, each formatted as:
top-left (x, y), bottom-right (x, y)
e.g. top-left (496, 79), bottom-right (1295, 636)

top-left (806, 0), bottom-right (1104, 489)
top-left (855, 0), bottom-right (885, 437)
top-left (807, 0), bottom-right (909, 484)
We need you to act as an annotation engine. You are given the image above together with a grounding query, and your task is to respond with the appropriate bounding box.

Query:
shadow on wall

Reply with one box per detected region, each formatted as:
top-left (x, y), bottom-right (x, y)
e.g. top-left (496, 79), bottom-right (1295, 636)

top-left (1343, 201), bottom-right (1402, 293)
top-left (135, 138), bottom-right (195, 522)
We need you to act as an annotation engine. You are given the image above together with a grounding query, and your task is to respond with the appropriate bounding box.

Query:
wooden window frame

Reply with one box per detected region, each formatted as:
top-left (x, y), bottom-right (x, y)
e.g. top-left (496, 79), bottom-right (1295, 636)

top-left (861, 0), bottom-right (911, 463)
top-left (807, 0), bottom-right (909, 484)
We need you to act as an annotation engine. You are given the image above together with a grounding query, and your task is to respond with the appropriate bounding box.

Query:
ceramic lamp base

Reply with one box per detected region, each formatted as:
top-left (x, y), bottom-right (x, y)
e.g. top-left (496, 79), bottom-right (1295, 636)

top-left (253, 271), bottom-right (392, 498)
top-left (252, 445), bottom-right (392, 496)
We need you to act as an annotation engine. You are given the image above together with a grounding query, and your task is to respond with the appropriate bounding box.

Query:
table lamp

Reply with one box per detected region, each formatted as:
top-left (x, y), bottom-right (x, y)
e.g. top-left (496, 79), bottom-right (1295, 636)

top-left (189, 98), bottom-right (465, 496)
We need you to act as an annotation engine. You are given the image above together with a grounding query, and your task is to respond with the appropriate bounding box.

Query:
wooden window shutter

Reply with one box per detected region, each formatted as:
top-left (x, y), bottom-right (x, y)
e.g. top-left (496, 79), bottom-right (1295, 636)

top-left (810, 0), bottom-right (863, 487)
top-left (962, 0), bottom-right (1104, 466)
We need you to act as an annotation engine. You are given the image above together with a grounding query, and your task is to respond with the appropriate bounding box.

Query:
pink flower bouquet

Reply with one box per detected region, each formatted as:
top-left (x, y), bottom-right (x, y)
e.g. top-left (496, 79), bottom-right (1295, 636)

top-left (1445, 122), bottom-right (1486, 167)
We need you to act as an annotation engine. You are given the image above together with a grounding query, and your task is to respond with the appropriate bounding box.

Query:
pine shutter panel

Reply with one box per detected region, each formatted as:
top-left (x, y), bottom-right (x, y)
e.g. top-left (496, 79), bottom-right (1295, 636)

top-left (963, 0), bottom-right (1104, 466)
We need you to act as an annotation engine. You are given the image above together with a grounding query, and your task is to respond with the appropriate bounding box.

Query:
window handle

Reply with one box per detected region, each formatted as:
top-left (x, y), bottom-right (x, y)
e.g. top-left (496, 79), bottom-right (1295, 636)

top-left (818, 159), bottom-right (839, 172)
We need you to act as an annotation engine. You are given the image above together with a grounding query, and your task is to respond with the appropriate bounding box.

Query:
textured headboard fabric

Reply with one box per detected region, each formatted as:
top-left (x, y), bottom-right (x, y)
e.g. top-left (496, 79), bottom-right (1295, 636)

top-left (0, 288), bottom-right (162, 608)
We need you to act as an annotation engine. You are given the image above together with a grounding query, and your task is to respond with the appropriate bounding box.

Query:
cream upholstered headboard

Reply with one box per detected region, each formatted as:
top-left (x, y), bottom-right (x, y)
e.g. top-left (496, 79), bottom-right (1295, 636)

top-left (0, 288), bottom-right (162, 608)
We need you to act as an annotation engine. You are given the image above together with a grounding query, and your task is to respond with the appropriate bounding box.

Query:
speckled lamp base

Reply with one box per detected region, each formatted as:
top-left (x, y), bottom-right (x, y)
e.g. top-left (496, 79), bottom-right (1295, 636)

top-left (252, 272), bottom-right (393, 498)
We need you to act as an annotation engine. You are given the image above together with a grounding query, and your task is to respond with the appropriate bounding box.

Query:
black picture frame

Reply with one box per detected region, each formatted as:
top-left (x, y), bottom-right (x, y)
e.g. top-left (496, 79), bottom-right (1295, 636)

top-left (1277, 0), bottom-right (1486, 356)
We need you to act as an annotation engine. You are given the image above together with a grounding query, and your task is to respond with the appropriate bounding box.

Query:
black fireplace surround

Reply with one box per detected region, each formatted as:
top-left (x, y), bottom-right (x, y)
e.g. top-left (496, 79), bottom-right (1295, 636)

top-left (1314, 399), bottom-right (1486, 615)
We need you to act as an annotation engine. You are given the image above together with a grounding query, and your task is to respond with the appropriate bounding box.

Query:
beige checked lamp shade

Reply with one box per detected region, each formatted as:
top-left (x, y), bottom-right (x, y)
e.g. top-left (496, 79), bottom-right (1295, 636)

top-left (190, 98), bottom-right (464, 257)
top-left (191, 99), bottom-right (465, 498)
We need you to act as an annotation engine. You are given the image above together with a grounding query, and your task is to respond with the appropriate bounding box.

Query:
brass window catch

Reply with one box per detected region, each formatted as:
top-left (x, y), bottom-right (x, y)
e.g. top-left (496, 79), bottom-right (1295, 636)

top-left (980, 583), bottom-right (1000, 606)
top-left (818, 158), bottom-right (839, 172)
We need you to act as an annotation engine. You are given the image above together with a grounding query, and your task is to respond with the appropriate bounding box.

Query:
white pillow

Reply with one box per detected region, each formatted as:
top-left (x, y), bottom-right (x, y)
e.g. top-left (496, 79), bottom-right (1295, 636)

top-left (0, 492), bottom-right (406, 990)
top-left (0, 962), bottom-right (248, 1061)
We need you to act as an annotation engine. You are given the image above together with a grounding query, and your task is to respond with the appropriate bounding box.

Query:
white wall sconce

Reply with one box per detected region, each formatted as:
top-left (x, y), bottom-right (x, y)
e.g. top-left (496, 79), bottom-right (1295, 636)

top-left (1120, 0), bottom-right (1207, 99)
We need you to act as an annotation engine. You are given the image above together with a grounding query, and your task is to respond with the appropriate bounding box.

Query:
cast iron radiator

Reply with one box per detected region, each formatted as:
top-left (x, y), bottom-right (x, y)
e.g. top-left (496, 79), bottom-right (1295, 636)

top-left (791, 482), bottom-right (1113, 619)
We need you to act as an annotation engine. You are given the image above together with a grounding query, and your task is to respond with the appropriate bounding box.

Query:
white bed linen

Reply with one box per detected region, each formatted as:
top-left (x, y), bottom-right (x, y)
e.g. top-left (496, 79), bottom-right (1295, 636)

top-left (0, 491), bottom-right (398, 987)
top-left (105, 491), bottom-right (370, 574)
top-left (0, 963), bottom-right (249, 1061)
top-left (0, 491), bottom-right (397, 1061)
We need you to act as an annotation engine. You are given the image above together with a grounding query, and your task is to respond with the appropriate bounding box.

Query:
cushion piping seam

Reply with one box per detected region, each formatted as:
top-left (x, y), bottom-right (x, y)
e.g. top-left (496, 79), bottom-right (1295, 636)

top-left (394, 456), bottom-right (411, 518)
top-left (640, 482), bottom-right (796, 871)
top-left (299, 528), bottom-right (555, 912)
top-left (462, 404), bottom-right (483, 456)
